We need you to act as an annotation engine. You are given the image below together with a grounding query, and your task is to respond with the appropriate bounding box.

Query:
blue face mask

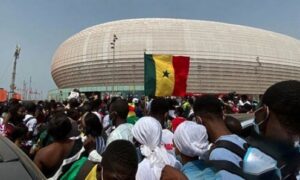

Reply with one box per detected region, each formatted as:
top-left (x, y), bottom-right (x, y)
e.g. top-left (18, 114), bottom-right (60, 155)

top-left (243, 147), bottom-right (281, 178)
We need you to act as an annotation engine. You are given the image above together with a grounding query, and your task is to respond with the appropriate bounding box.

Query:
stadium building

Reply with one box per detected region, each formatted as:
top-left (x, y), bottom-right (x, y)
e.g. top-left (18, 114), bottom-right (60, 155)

top-left (49, 18), bottom-right (300, 100)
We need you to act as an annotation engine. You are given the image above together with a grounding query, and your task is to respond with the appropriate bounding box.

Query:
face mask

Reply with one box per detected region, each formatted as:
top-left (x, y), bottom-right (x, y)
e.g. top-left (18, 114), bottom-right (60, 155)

top-left (243, 147), bottom-right (281, 178)
top-left (175, 154), bottom-right (182, 163)
top-left (253, 106), bottom-right (269, 134)
top-left (168, 110), bottom-right (175, 118)
top-left (109, 112), bottom-right (117, 126)
top-left (253, 120), bottom-right (261, 134)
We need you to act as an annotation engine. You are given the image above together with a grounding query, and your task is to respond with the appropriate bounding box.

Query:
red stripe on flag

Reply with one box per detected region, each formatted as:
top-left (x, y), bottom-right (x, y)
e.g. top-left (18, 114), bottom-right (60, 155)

top-left (172, 56), bottom-right (190, 96)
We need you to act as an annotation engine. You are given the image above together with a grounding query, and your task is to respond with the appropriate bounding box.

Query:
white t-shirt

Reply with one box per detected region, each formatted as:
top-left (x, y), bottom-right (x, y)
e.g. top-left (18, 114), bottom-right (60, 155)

top-left (136, 159), bottom-right (156, 180)
top-left (238, 100), bottom-right (250, 107)
top-left (136, 146), bottom-right (182, 180)
top-left (106, 123), bottom-right (133, 146)
top-left (23, 114), bottom-right (38, 146)
top-left (23, 114), bottom-right (37, 132)
top-left (0, 117), bottom-right (4, 135)
top-left (102, 114), bottom-right (110, 129)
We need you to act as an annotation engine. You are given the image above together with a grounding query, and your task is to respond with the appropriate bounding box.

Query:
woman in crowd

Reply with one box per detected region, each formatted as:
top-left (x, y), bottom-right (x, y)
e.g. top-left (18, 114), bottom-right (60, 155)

top-left (174, 121), bottom-right (219, 179)
top-left (34, 112), bottom-right (84, 179)
top-left (81, 112), bottom-right (106, 155)
top-left (4, 102), bottom-right (28, 150)
top-left (132, 116), bottom-right (183, 180)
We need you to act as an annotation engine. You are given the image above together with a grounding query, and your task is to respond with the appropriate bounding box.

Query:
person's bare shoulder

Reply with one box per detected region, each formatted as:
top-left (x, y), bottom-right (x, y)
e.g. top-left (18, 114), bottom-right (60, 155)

top-left (36, 143), bottom-right (58, 157)
top-left (34, 143), bottom-right (61, 168)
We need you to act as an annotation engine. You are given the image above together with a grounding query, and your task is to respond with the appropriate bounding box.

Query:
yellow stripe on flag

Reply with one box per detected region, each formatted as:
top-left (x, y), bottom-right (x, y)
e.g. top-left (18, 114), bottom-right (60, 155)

top-left (153, 55), bottom-right (175, 96)
top-left (85, 165), bottom-right (97, 180)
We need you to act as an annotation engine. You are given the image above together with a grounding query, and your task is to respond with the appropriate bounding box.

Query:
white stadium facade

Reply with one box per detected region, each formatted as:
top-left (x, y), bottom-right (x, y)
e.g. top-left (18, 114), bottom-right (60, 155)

top-left (49, 18), bottom-right (300, 99)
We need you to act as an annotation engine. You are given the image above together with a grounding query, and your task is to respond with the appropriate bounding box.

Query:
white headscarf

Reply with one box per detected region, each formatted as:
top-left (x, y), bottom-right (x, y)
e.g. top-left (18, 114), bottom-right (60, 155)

top-left (132, 116), bottom-right (177, 180)
top-left (132, 116), bottom-right (162, 150)
top-left (68, 91), bottom-right (79, 100)
top-left (174, 121), bottom-right (210, 158)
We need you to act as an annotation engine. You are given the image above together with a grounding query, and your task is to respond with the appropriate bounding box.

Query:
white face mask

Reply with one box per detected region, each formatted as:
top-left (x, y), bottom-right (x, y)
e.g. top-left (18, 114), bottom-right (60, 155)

top-left (253, 120), bottom-right (264, 134)
top-left (168, 110), bottom-right (175, 118)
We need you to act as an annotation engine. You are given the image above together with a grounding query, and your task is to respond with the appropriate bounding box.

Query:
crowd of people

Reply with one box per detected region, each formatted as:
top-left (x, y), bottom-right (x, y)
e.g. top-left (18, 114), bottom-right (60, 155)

top-left (0, 80), bottom-right (299, 180)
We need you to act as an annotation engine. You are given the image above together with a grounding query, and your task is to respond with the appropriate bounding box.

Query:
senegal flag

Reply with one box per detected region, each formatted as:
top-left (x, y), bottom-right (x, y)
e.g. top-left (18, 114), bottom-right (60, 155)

top-left (144, 54), bottom-right (190, 97)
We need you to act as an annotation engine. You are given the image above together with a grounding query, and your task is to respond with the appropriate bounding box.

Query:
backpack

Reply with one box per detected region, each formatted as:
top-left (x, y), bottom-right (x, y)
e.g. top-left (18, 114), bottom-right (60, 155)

top-left (23, 116), bottom-right (40, 141)
top-left (206, 140), bottom-right (248, 178)
top-left (206, 140), bottom-right (300, 180)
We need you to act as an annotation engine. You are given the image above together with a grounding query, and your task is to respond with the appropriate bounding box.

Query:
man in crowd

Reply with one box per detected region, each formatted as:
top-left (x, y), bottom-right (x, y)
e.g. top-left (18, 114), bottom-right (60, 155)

top-left (23, 102), bottom-right (37, 147)
top-left (150, 97), bottom-right (175, 155)
top-left (34, 112), bottom-right (84, 178)
top-left (248, 80), bottom-right (300, 179)
top-left (193, 95), bottom-right (247, 180)
top-left (106, 98), bottom-right (133, 146)
top-left (4, 102), bottom-right (27, 147)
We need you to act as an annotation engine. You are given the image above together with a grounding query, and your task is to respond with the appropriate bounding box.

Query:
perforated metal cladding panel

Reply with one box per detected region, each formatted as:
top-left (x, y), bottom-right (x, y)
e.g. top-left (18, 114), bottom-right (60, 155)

top-left (51, 18), bottom-right (300, 94)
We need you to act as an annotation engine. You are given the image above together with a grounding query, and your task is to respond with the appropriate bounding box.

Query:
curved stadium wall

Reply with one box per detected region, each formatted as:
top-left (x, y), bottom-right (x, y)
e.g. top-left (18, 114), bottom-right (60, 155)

top-left (50, 18), bottom-right (300, 98)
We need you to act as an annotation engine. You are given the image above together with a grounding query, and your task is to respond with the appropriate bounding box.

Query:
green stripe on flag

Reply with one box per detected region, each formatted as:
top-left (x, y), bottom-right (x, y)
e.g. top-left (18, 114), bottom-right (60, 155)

top-left (144, 54), bottom-right (156, 96)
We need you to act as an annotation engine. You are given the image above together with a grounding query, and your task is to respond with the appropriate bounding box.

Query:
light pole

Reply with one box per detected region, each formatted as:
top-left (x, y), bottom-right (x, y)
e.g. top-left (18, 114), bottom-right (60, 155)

top-left (132, 64), bottom-right (136, 94)
top-left (9, 45), bottom-right (21, 99)
top-left (110, 34), bottom-right (118, 95)
top-left (255, 56), bottom-right (262, 95)
top-left (29, 76), bottom-right (32, 100)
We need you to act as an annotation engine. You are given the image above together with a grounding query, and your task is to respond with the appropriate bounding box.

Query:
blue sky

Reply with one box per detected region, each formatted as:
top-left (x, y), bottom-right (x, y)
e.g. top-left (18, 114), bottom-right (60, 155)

top-left (0, 0), bottom-right (300, 98)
